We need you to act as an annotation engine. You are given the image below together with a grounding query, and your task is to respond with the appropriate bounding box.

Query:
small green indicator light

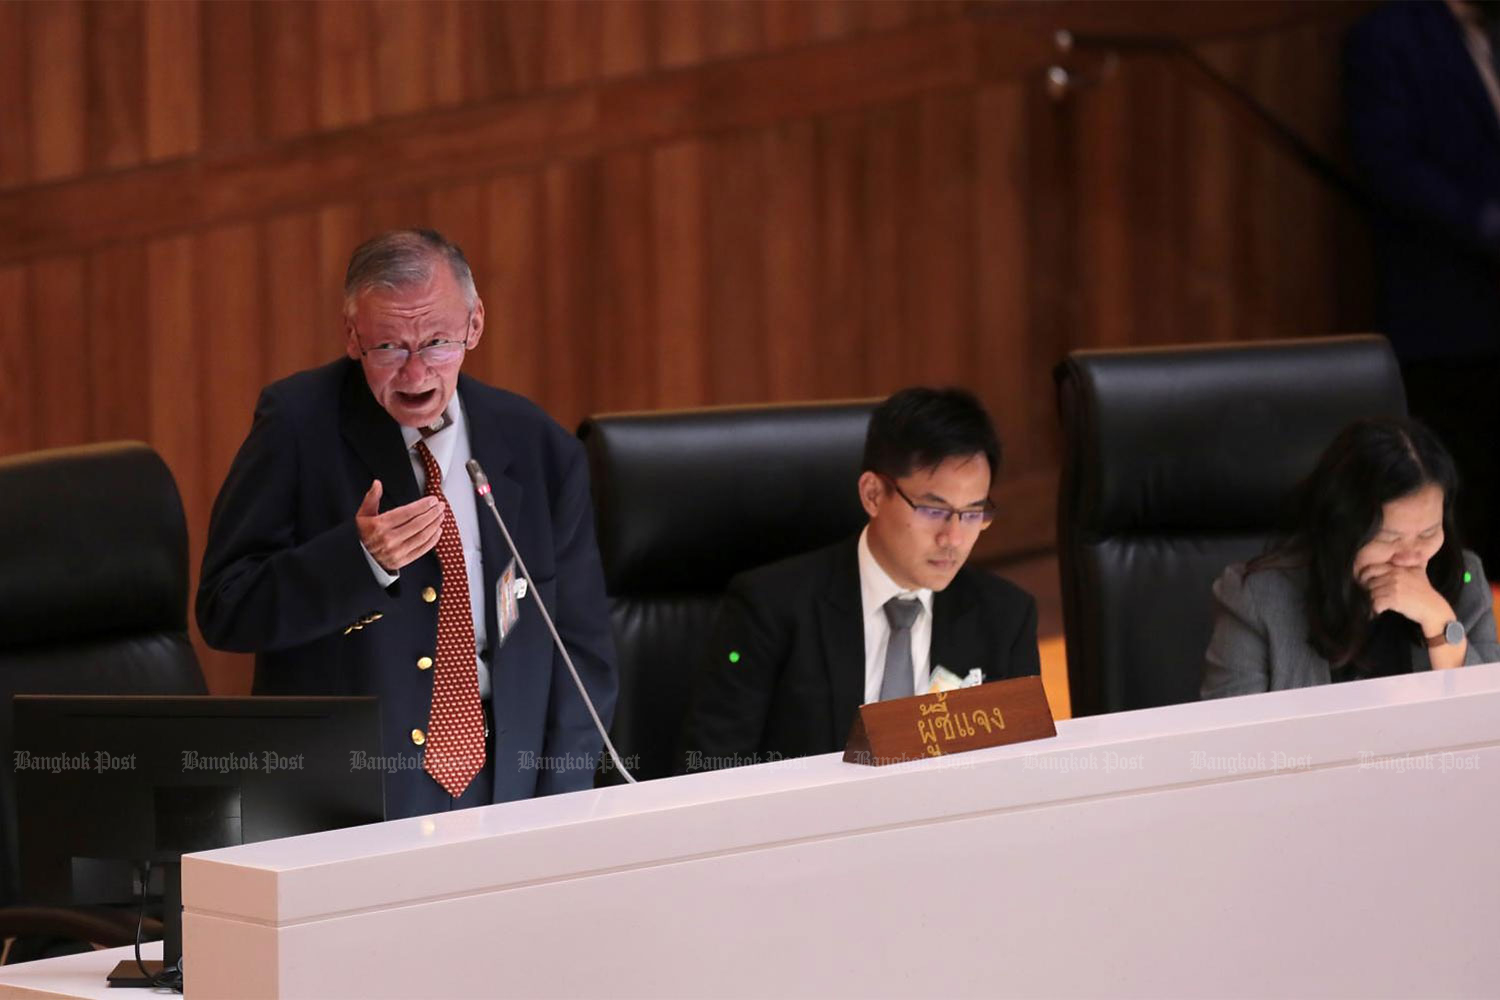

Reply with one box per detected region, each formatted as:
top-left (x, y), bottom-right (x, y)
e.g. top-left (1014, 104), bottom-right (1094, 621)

top-left (728, 651), bottom-right (740, 664)
top-left (1464, 571), bottom-right (1473, 584)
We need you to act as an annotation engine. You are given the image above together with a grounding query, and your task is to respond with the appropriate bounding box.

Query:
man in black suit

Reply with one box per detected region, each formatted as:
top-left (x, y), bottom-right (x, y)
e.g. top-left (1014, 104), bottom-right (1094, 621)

top-left (197, 229), bottom-right (616, 819)
top-left (681, 387), bottom-right (1039, 771)
top-left (1344, 0), bottom-right (1500, 573)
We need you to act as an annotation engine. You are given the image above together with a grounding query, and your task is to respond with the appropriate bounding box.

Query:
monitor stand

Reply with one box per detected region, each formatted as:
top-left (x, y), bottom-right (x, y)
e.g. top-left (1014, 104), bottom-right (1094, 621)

top-left (105, 861), bottom-right (180, 988)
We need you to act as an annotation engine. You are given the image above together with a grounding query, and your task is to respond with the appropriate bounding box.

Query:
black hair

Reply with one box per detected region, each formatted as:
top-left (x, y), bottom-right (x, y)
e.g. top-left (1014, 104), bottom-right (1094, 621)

top-left (861, 387), bottom-right (1001, 484)
top-left (1252, 417), bottom-right (1463, 666)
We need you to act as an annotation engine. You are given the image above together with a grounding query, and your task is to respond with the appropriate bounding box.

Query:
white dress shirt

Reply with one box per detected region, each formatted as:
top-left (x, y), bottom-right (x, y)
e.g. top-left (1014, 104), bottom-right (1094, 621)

top-left (857, 526), bottom-right (934, 704)
top-left (360, 397), bottom-right (491, 699)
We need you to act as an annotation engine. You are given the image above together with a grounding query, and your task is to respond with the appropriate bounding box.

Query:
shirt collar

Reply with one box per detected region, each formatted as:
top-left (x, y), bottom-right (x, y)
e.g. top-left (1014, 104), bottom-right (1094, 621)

top-left (857, 525), bottom-right (933, 622)
top-left (399, 395), bottom-right (466, 485)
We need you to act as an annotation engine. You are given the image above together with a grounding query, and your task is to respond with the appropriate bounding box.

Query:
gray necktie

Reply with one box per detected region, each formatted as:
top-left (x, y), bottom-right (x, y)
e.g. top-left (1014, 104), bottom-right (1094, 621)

top-left (879, 597), bottom-right (922, 701)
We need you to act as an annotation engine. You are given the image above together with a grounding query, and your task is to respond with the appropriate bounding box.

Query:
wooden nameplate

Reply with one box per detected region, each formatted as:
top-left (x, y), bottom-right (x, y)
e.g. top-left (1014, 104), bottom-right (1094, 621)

top-left (843, 675), bottom-right (1056, 766)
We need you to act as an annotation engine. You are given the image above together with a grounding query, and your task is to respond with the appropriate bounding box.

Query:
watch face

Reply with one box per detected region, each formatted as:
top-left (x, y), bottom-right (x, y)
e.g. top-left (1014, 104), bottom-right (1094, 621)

top-left (1446, 620), bottom-right (1466, 645)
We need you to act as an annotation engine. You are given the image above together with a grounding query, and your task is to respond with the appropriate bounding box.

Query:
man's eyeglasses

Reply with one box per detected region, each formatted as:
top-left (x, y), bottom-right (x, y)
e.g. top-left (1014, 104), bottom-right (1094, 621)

top-left (880, 475), bottom-right (996, 528)
top-left (354, 313), bottom-right (472, 369)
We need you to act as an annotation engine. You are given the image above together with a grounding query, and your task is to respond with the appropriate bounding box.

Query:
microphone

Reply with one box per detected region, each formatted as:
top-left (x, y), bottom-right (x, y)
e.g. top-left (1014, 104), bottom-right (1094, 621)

top-left (466, 459), bottom-right (636, 784)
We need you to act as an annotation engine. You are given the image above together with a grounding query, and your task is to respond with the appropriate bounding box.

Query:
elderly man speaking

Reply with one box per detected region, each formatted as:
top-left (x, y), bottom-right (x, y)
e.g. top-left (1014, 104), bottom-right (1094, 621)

top-left (198, 229), bottom-right (616, 819)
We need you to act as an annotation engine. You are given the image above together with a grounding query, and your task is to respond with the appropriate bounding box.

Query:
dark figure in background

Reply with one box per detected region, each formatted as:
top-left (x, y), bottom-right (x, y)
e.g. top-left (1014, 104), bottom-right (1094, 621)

top-left (680, 387), bottom-right (1039, 771)
top-left (1203, 418), bottom-right (1500, 698)
top-left (1344, 0), bottom-right (1500, 575)
top-left (198, 229), bottom-right (616, 819)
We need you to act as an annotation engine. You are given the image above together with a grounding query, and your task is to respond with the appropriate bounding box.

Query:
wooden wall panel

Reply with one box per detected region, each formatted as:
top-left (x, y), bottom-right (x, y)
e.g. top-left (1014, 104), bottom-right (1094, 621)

top-left (0, 266), bottom-right (30, 455)
top-left (86, 0), bottom-right (145, 172)
top-left (762, 121), bottom-right (818, 402)
top-left (316, 0), bottom-right (376, 131)
top-left (650, 140), bottom-right (708, 408)
top-left (202, 1), bottom-right (261, 155)
top-left (482, 173), bottom-right (545, 404)
top-left (264, 211), bottom-right (324, 381)
top-left (262, 1), bottom-right (317, 143)
top-left (597, 150), bottom-right (654, 414)
top-left (30, 257), bottom-right (89, 448)
top-left (144, 0), bottom-right (201, 162)
top-left (27, 0), bottom-right (87, 183)
top-left (0, 3), bottom-right (27, 189)
top-left (85, 244), bottom-right (149, 443)
top-left (814, 113), bottom-right (867, 401)
top-left (706, 131), bottom-right (768, 404)
top-left (0, 1), bottom-right (1376, 694)
top-left (975, 84), bottom-right (1033, 473)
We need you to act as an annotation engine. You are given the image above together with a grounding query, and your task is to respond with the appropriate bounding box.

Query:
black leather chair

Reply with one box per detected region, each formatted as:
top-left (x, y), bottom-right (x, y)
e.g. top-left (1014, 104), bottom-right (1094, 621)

top-left (1055, 335), bottom-right (1407, 717)
top-left (0, 442), bottom-right (206, 957)
top-left (578, 400), bottom-right (877, 782)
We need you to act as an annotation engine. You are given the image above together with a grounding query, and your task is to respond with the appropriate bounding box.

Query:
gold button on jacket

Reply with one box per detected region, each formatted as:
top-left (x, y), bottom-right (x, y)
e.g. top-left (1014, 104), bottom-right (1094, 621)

top-left (410, 728), bottom-right (426, 746)
top-left (416, 656), bottom-right (433, 670)
top-left (421, 586), bottom-right (438, 603)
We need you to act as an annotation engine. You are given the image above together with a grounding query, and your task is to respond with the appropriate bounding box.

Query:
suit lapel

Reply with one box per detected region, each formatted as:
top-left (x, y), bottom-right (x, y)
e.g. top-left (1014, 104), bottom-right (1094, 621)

top-left (458, 376), bottom-right (522, 661)
top-left (1429, 6), bottom-right (1500, 148)
top-left (338, 359), bottom-right (420, 508)
top-left (820, 539), bottom-right (868, 746)
top-left (930, 570), bottom-right (980, 682)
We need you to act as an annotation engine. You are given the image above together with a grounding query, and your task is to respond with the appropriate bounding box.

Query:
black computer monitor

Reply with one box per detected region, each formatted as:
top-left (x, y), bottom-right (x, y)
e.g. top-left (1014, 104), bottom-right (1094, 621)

top-left (12, 695), bottom-right (385, 985)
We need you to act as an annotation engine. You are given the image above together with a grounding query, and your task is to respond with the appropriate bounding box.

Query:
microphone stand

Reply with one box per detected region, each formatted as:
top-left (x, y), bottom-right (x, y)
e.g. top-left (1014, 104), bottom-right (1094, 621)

top-left (466, 459), bottom-right (636, 783)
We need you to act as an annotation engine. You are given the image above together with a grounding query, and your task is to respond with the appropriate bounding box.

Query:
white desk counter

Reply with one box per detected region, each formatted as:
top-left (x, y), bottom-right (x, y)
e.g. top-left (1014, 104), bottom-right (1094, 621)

top-left (5, 664), bottom-right (1499, 998)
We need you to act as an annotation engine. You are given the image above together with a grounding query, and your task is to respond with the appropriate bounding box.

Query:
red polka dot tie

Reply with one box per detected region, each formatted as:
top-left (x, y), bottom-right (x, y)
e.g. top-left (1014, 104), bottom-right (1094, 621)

top-left (415, 441), bottom-right (486, 798)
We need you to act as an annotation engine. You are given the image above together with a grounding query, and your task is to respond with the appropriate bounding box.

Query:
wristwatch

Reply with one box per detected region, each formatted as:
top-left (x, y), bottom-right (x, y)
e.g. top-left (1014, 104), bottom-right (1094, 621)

top-left (1425, 620), bottom-right (1466, 648)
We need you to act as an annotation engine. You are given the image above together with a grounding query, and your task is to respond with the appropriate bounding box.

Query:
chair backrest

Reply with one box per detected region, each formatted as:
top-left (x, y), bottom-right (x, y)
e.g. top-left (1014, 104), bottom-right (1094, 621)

top-left (0, 442), bottom-right (206, 905)
top-left (1055, 335), bottom-right (1407, 717)
top-left (578, 400), bottom-right (877, 781)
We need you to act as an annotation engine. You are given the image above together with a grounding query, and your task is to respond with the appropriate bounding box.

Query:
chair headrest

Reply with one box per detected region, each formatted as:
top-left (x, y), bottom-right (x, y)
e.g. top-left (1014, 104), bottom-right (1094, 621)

top-left (0, 442), bottom-right (189, 647)
top-left (579, 401), bottom-right (878, 593)
top-left (1057, 335), bottom-right (1407, 533)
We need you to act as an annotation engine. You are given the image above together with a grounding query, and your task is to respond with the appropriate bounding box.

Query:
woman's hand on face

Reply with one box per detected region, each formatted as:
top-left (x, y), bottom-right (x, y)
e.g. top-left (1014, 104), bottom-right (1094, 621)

top-left (1357, 562), bottom-right (1454, 633)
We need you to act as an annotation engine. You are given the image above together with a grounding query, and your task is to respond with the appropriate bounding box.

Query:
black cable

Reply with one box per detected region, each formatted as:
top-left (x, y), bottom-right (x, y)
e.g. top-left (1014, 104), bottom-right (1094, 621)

top-left (133, 861), bottom-right (152, 984)
top-left (132, 860), bottom-right (184, 994)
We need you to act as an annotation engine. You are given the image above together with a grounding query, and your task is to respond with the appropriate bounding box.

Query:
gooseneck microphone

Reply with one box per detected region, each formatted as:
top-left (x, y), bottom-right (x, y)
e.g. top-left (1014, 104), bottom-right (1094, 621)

top-left (466, 459), bottom-right (636, 784)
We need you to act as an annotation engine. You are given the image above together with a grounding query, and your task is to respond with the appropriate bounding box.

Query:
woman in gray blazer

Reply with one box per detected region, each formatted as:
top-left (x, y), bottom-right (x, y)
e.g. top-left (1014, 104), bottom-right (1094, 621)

top-left (1203, 419), bottom-right (1500, 699)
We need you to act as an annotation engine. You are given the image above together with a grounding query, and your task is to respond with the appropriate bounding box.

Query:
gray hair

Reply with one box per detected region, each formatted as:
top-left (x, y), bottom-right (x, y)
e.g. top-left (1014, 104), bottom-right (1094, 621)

top-left (343, 229), bottom-right (478, 319)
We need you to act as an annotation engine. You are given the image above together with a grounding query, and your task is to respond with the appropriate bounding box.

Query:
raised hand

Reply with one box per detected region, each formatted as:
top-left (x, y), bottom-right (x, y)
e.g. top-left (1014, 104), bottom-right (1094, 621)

top-left (355, 479), bottom-right (444, 572)
top-left (1357, 562), bottom-right (1454, 635)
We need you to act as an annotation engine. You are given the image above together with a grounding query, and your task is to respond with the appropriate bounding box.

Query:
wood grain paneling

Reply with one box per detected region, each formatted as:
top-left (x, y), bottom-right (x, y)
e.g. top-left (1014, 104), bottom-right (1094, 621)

top-left (482, 173), bottom-right (545, 404)
top-left (202, 1), bottom-right (260, 155)
top-left (85, 243), bottom-right (149, 443)
top-left (597, 150), bottom-right (654, 414)
top-left (144, 0), bottom-right (201, 162)
top-left (27, 0), bottom-right (86, 182)
top-left (30, 257), bottom-right (89, 448)
top-left (264, 211), bottom-right (323, 381)
top-left (262, 0), bottom-right (316, 143)
top-left (763, 121), bottom-right (818, 402)
top-left (706, 131), bottom-right (768, 404)
top-left (86, 0), bottom-right (145, 171)
top-left (650, 140), bottom-right (708, 408)
top-left (0, 266), bottom-right (30, 455)
top-left (0, 3), bottom-right (27, 189)
top-left (0, 1), bottom-right (1376, 694)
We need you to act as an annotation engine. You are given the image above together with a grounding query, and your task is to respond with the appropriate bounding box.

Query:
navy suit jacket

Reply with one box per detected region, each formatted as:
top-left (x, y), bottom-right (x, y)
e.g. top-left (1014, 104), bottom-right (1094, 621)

top-left (680, 537), bottom-right (1039, 770)
top-left (1344, 0), bottom-right (1500, 361)
top-left (197, 359), bottom-right (617, 819)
